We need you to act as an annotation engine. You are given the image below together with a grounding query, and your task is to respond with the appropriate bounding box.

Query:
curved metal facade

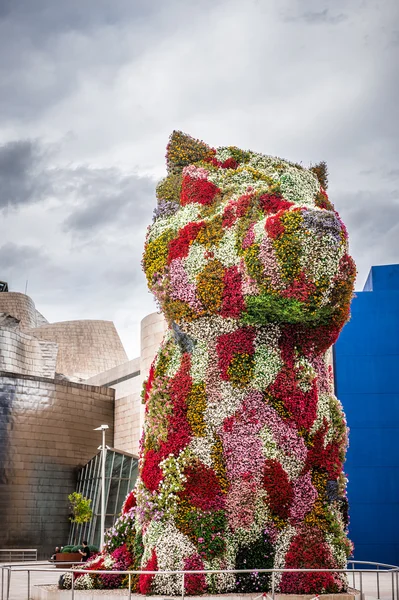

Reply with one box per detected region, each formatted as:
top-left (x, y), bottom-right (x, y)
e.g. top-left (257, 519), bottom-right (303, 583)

top-left (0, 371), bottom-right (114, 559)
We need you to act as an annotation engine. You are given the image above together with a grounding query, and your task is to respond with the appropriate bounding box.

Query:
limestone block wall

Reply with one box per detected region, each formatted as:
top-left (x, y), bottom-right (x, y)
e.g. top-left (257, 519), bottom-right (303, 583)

top-left (0, 292), bottom-right (38, 329)
top-left (0, 371), bottom-right (114, 558)
top-left (0, 317), bottom-right (57, 378)
top-left (114, 391), bottom-right (141, 455)
top-left (30, 320), bottom-right (128, 380)
top-left (87, 358), bottom-right (142, 455)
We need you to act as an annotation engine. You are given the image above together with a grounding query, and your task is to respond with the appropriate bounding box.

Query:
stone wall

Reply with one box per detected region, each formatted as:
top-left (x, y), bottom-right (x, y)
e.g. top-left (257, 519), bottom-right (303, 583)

top-left (85, 313), bottom-right (168, 456)
top-left (87, 358), bottom-right (142, 455)
top-left (139, 312), bottom-right (168, 432)
top-left (30, 320), bottom-right (128, 380)
top-left (0, 372), bottom-right (114, 558)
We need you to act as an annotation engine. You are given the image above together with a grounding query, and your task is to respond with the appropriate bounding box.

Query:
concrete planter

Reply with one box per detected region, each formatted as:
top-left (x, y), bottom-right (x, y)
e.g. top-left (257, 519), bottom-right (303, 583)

top-left (33, 584), bottom-right (361, 600)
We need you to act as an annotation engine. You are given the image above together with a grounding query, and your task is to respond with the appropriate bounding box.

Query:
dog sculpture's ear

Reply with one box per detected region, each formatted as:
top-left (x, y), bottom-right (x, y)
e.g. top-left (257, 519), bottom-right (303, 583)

top-left (310, 160), bottom-right (328, 190)
top-left (166, 130), bottom-right (214, 172)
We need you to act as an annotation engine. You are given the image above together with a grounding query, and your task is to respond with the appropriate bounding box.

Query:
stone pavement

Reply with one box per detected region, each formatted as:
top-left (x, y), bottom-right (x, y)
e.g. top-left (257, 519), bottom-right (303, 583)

top-left (1, 564), bottom-right (397, 600)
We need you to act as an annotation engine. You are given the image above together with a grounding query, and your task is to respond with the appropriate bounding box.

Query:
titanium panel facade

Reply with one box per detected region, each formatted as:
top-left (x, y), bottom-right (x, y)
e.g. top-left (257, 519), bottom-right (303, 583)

top-left (0, 371), bottom-right (114, 559)
top-left (334, 264), bottom-right (399, 565)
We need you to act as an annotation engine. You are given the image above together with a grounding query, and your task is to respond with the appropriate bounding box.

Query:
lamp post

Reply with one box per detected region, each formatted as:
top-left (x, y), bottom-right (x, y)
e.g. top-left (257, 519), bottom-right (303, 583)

top-left (94, 424), bottom-right (109, 551)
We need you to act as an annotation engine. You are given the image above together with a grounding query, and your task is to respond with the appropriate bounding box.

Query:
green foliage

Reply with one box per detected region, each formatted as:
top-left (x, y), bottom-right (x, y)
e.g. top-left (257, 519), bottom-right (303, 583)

top-left (68, 492), bottom-right (93, 524)
top-left (61, 545), bottom-right (74, 553)
top-left (310, 160), bottom-right (329, 190)
top-left (156, 172), bottom-right (182, 204)
top-left (178, 509), bottom-right (227, 561)
top-left (235, 532), bottom-right (275, 592)
top-left (242, 293), bottom-right (334, 326)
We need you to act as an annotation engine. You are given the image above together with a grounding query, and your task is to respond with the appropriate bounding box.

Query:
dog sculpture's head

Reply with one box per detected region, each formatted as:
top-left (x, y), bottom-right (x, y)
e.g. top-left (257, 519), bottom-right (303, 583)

top-left (143, 131), bottom-right (355, 349)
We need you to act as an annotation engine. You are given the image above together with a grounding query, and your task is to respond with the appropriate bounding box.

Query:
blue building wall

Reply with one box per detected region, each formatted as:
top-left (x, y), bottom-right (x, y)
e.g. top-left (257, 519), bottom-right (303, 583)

top-left (334, 264), bottom-right (399, 565)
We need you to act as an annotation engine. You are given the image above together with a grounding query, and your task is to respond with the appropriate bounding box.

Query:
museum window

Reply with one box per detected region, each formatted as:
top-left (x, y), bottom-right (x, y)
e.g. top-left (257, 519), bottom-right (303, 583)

top-left (68, 448), bottom-right (138, 547)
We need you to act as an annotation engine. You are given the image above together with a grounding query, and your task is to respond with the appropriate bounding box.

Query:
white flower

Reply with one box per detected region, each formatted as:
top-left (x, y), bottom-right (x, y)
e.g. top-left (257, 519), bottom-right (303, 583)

top-left (212, 229), bottom-right (239, 267)
top-left (190, 338), bottom-right (209, 383)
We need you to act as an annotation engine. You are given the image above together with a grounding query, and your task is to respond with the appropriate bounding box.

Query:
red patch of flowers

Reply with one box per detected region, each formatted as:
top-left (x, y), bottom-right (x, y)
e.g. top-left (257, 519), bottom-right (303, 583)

top-left (168, 221), bottom-right (205, 262)
top-left (267, 329), bottom-right (318, 430)
top-left (220, 266), bottom-right (245, 318)
top-left (222, 203), bottom-right (238, 228)
top-left (265, 212), bottom-right (285, 238)
top-left (144, 362), bottom-right (155, 404)
top-left (139, 548), bottom-right (158, 594)
top-left (280, 527), bottom-right (343, 594)
top-left (181, 175), bottom-right (220, 206)
top-left (281, 270), bottom-right (317, 303)
top-left (263, 459), bottom-right (293, 520)
top-left (235, 193), bottom-right (253, 218)
top-left (182, 463), bottom-right (225, 510)
top-left (184, 554), bottom-right (207, 595)
top-left (142, 355), bottom-right (193, 492)
top-left (259, 193), bottom-right (293, 214)
top-left (305, 420), bottom-right (343, 479)
top-left (122, 490), bottom-right (136, 514)
top-left (141, 448), bottom-right (164, 492)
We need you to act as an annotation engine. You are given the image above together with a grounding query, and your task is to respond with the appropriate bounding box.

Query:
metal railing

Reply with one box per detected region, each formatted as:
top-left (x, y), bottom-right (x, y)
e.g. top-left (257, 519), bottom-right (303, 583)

top-left (0, 550), bottom-right (37, 563)
top-left (1, 560), bottom-right (398, 600)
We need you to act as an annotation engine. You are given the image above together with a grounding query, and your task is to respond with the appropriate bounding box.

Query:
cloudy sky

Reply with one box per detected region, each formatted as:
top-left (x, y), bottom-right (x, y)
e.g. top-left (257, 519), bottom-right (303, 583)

top-left (0, 0), bottom-right (398, 358)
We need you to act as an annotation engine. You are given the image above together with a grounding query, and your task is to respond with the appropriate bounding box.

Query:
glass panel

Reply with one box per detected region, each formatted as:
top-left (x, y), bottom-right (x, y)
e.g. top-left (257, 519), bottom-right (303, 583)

top-left (120, 455), bottom-right (131, 478)
top-left (107, 479), bottom-right (120, 517)
top-left (105, 450), bottom-right (114, 472)
top-left (128, 461), bottom-right (139, 490)
top-left (111, 453), bottom-right (123, 479)
top-left (117, 478), bottom-right (129, 509)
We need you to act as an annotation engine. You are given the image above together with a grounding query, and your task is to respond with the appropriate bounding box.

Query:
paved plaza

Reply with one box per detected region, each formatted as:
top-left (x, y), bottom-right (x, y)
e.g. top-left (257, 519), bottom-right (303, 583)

top-left (1, 563), bottom-right (397, 600)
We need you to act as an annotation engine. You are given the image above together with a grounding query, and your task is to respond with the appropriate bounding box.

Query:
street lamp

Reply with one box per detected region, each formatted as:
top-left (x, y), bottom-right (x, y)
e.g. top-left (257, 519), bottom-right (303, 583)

top-left (94, 424), bottom-right (109, 551)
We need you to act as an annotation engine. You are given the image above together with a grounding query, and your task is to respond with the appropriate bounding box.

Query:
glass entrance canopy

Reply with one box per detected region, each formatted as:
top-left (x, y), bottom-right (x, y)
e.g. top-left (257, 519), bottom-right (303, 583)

top-left (68, 448), bottom-right (138, 548)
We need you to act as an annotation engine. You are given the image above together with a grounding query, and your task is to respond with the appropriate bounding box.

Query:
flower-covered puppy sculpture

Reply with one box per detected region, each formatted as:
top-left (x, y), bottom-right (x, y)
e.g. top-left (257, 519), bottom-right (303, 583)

top-left (66, 132), bottom-right (356, 595)
top-left (136, 132), bottom-right (356, 595)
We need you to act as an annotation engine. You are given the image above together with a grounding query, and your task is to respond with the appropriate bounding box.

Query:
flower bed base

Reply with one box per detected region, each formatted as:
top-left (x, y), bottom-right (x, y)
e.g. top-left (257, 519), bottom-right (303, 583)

top-left (33, 584), bottom-right (360, 600)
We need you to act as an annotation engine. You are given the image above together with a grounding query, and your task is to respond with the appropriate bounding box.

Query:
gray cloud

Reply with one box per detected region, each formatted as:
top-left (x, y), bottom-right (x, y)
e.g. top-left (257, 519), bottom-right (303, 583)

top-left (0, 0), bottom-right (398, 356)
top-left (0, 241), bottom-right (47, 269)
top-left (299, 9), bottom-right (347, 25)
top-left (0, 140), bottom-right (51, 208)
top-left (62, 167), bottom-right (155, 233)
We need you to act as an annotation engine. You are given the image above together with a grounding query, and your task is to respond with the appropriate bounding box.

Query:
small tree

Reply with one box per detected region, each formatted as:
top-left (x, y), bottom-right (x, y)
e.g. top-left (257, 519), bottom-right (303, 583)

top-left (68, 492), bottom-right (93, 524)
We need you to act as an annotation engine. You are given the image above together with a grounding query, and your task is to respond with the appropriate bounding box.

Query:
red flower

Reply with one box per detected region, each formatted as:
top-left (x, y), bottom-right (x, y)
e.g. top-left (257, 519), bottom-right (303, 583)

top-left (305, 419), bottom-right (343, 478)
top-left (259, 193), bottom-right (293, 214)
top-left (181, 176), bottom-right (220, 206)
top-left (265, 212), bottom-right (285, 238)
top-left (168, 221), bottom-right (205, 262)
top-left (263, 459), bottom-right (293, 520)
top-left (144, 362), bottom-right (155, 403)
top-left (222, 203), bottom-right (237, 228)
top-left (280, 527), bottom-right (343, 594)
top-left (281, 271), bottom-right (316, 303)
top-left (141, 448), bottom-right (164, 492)
top-left (139, 548), bottom-right (157, 594)
top-left (184, 554), bottom-right (207, 594)
top-left (220, 266), bottom-right (245, 318)
top-left (221, 157), bottom-right (238, 169)
top-left (236, 193), bottom-right (252, 217)
top-left (182, 463), bottom-right (225, 510)
top-left (121, 490), bottom-right (136, 514)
